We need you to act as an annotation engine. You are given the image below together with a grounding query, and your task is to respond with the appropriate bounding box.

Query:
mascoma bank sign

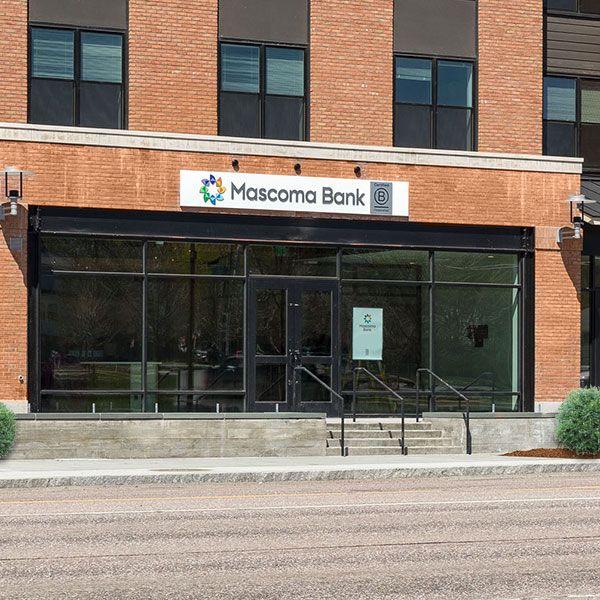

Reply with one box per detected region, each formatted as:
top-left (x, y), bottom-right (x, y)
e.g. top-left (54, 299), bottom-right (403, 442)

top-left (180, 170), bottom-right (409, 217)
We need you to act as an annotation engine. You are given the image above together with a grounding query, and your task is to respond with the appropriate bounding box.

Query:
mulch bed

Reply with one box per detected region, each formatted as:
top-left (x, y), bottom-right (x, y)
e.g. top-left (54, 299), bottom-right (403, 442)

top-left (503, 448), bottom-right (600, 459)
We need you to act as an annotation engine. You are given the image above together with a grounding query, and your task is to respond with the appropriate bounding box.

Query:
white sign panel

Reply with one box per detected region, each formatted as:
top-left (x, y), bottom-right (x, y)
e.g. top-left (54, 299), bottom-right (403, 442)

top-left (180, 170), bottom-right (408, 217)
top-left (352, 308), bottom-right (383, 361)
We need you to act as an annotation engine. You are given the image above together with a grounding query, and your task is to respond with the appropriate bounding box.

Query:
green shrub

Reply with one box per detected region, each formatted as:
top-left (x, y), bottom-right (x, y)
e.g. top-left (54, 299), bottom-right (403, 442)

top-left (0, 403), bottom-right (16, 457)
top-left (556, 388), bottom-right (600, 455)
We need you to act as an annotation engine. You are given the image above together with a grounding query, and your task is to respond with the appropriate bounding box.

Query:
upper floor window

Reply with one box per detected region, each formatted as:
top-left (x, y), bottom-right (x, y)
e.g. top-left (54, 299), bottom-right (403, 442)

top-left (543, 75), bottom-right (600, 170)
top-left (219, 43), bottom-right (306, 141)
top-left (394, 56), bottom-right (474, 151)
top-left (546, 0), bottom-right (600, 15)
top-left (29, 27), bottom-right (125, 129)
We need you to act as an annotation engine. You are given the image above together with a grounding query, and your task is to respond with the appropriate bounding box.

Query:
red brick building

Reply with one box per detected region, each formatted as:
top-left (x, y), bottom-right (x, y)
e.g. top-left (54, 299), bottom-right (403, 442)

top-left (0, 0), bottom-right (588, 416)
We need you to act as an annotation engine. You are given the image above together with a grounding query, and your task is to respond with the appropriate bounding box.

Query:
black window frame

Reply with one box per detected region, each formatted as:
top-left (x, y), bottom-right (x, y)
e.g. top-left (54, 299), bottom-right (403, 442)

top-left (28, 24), bottom-right (127, 129)
top-left (545, 0), bottom-right (600, 17)
top-left (543, 73), bottom-right (600, 173)
top-left (393, 54), bottom-right (477, 152)
top-left (218, 40), bottom-right (308, 141)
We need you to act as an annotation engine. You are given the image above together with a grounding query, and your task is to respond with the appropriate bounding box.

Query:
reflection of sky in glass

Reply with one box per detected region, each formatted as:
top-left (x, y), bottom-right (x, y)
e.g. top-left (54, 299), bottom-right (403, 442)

top-left (267, 48), bottom-right (304, 96)
top-left (221, 44), bottom-right (260, 93)
top-left (32, 29), bottom-right (74, 79)
top-left (81, 32), bottom-right (122, 83)
top-left (437, 61), bottom-right (472, 107)
top-left (395, 57), bottom-right (432, 104)
top-left (543, 77), bottom-right (576, 121)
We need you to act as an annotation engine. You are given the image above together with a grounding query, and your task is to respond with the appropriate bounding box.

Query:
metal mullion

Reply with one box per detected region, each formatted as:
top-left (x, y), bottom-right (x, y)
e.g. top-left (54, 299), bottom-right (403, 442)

top-left (41, 390), bottom-right (143, 395)
top-left (147, 273), bottom-right (244, 280)
top-left (47, 270), bottom-right (144, 277)
top-left (74, 29), bottom-right (81, 126)
top-left (434, 281), bottom-right (521, 289)
top-left (429, 251), bottom-right (435, 411)
top-left (142, 240), bottom-right (148, 412)
top-left (260, 45), bottom-right (266, 137)
top-left (341, 278), bottom-right (432, 286)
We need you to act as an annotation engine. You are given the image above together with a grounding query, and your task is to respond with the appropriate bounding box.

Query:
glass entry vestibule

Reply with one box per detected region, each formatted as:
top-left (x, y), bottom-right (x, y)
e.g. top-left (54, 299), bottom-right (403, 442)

top-left (30, 208), bottom-right (533, 415)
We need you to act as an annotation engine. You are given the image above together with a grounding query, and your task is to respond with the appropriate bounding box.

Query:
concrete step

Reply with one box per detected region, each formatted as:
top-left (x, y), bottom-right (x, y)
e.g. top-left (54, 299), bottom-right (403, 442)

top-left (328, 438), bottom-right (402, 447)
top-left (325, 444), bottom-right (464, 456)
top-left (328, 422), bottom-right (433, 431)
top-left (328, 429), bottom-right (442, 439)
top-left (326, 446), bottom-right (406, 456)
top-left (404, 445), bottom-right (464, 455)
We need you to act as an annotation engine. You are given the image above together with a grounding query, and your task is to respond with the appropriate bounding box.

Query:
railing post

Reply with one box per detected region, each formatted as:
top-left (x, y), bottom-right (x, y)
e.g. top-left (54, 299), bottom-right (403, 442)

top-left (352, 366), bottom-right (357, 423)
top-left (415, 369), bottom-right (420, 422)
top-left (340, 394), bottom-right (345, 457)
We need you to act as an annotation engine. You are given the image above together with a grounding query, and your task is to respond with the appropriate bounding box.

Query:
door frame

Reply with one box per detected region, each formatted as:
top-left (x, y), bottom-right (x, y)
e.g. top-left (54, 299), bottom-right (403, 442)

top-left (247, 277), bottom-right (340, 415)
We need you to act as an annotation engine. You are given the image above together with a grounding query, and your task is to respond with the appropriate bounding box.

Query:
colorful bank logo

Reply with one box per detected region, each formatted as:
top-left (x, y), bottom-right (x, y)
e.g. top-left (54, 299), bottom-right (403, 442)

top-left (363, 314), bottom-right (372, 324)
top-left (199, 174), bottom-right (226, 205)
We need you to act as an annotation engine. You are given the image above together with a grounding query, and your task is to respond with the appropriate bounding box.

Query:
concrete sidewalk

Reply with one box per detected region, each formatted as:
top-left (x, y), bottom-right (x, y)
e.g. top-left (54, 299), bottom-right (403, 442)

top-left (1, 454), bottom-right (600, 488)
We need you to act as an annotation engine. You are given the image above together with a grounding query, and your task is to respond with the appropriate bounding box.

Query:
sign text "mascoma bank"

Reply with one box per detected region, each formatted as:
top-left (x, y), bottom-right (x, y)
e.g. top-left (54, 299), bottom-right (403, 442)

top-left (180, 170), bottom-right (409, 217)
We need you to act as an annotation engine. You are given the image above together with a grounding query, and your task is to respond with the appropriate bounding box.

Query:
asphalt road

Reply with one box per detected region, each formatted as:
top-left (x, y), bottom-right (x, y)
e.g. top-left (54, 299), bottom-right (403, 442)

top-left (1, 473), bottom-right (600, 600)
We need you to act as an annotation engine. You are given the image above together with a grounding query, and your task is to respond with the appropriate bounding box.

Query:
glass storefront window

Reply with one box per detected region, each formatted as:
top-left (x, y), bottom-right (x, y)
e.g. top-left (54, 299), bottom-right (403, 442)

top-left (582, 255), bottom-right (591, 289)
top-left (148, 242), bottom-right (244, 275)
top-left (341, 248), bottom-right (429, 280)
top-left (147, 279), bottom-right (244, 391)
top-left (341, 283), bottom-right (430, 395)
top-left (435, 251), bottom-right (518, 284)
top-left (41, 237), bottom-right (142, 273)
top-left (433, 286), bottom-right (519, 402)
top-left (581, 290), bottom-right (591, 388)
top-left (248, 245), bottom-right (337, 277)
top-left (36, 236), bottom-right (524, 414)
top-left (40, 275), bottom-right (143, 391)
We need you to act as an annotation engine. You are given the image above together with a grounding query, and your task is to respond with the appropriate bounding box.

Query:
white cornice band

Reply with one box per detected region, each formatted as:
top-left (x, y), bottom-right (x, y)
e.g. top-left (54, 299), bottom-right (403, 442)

top-left (0, 122), bottom-right (583, 175)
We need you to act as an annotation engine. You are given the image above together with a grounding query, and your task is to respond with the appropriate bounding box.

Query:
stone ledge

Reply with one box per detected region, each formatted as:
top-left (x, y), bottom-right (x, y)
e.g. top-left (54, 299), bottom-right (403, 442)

top-left (0, 122), bottom-right (583, 174)
top-left (423, 412), bottom-right (557, 419)
top-left (15, 412), bottom-right (326, 421)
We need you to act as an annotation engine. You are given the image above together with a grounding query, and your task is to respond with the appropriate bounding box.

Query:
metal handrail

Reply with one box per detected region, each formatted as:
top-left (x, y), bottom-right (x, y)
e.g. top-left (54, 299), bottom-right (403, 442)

top-left (294, 366), bottom-right (346, 457)
top-left (416, 368), bottom-right (471, 455)
top-left (352, 367), bottom-right (407, 455)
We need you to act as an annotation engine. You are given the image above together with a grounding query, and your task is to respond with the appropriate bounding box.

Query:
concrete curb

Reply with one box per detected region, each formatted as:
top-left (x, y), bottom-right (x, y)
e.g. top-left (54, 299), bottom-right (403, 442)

top-left (3, 461), bottom-right (600, 488)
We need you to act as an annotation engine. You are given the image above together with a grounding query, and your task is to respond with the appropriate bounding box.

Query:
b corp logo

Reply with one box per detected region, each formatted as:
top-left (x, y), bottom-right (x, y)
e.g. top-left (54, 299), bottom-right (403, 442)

top-left (374, 187), bottom-right (390, 206)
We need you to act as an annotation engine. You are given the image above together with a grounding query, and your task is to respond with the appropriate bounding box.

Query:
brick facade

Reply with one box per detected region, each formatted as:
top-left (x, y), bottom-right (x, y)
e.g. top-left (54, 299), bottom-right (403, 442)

top-left (0, 0), bottom-right (28, 124)
top-left (310, 0), bottom-right (393, 145)
top-left (0, 2), bottom-right (585, 412)
top-left (478, 0), bottom-right (544, 154)
top-left (128, 0), bottom-right (218, 134)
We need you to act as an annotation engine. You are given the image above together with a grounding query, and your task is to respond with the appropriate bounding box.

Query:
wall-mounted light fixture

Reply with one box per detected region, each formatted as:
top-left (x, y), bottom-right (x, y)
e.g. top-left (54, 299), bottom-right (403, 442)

top-left (231, 159), bottom-right (239, 171)
top-left (0, 166), bottom-right (34, 220)
top-left (557, 193), bottom-right (596, 243)
top-left (294, 163), bottom-right (302, 174)
top-left (354, 166), bottom-right (362, 178)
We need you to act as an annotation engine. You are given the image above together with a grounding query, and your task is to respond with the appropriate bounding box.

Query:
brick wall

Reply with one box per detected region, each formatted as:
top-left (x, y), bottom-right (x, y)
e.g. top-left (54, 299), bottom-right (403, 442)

top-left (0, 208), bottom-right (28, 406)
top-left (478, 0), bottom-right (543, 154)
top-left (534, 240), bottom-right (582, 403)
top-left (128, 0), bottom-right (218, 134)
top-left (0, 0), bottom-right (27, 123)
top-left (309, 0), bottom-right (393, 146)
top-left (0, 140), bottom-right (580, 410)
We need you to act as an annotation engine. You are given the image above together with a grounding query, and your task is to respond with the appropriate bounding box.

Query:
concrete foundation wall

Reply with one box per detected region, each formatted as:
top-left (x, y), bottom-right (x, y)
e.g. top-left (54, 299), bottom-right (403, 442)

top-left (8, 414), bottom-right (326, 459)
top-left (424, 413), bottom-right (559, 454)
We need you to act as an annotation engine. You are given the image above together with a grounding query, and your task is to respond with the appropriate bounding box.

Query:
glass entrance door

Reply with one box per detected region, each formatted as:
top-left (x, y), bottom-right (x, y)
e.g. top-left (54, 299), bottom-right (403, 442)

top-left (247, 278), bottom-right (339, 414)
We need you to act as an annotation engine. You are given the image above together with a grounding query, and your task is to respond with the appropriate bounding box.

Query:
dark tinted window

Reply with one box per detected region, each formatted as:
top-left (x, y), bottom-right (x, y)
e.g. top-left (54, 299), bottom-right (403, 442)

top-left (219, 43), bottom-right (306, 141)
top-left (395, 56), bottom-right (473, 151)
top-left (29, 78), bottom-right (74, 125)
top-left (437, 107), bottom-right (472, 151)
top-left (29, 27), bottom-right (124, 129)
top-left (264, 96), bottom-right (304, 140)
top-left (394, 104), bottom-right (431, 148)
top-left (79, 82), bottom-right (122, 128)
top-left (546, 0), bottom-right (577, 9)
top-left (581, 124), bottom-right (600, 168)
top-left (543, 121), bottom-right (577, 156)
top-left (220, 92), bottom-right (260, 138)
